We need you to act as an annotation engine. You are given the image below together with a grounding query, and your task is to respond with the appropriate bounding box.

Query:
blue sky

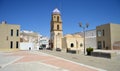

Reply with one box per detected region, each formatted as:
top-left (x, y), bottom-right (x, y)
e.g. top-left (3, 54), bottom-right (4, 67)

top-left (0, 0), bottom-right (120, 37)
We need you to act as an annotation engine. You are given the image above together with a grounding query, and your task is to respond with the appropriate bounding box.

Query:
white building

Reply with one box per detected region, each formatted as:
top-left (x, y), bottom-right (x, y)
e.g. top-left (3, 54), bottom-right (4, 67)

top-left (75, 29), bottom-right (97, 49)
top-left (20, 30), bottom-right (42, 50)
top-left (39, 36), bottom-right (49, 49)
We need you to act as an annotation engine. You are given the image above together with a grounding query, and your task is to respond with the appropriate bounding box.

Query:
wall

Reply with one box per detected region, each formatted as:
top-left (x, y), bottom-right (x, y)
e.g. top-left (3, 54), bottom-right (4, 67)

top-left (0, 23), bottom-right (20, 49)
top-left (20, 42), bottom-right (34, 50)
top-left (75, 30), bottom-right (97, 49)
top-left (96, 24), bottom-right (111, 49)
top-left (62, 35), bottom-right (84, 51)
top-left (110, 24), bottom-right (120, 50)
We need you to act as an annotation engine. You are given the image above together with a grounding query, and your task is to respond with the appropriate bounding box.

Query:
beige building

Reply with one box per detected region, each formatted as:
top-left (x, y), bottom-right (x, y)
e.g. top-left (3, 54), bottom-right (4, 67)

top-left (96, 23), bottom-right (120, 50)
top-left (62, 34), bottom-right (84, 52)
top-left (50, 8), bottom-right (84, 52)
top-left (0, 21), bottom-right (20, 50)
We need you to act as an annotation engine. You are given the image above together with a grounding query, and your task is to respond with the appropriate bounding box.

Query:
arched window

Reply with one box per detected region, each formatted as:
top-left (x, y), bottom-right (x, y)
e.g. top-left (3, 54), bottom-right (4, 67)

top-left (71, 43), bottom-right (74, 48)
top-left (80, 43), bottom-right (83, 47)
top-left (57, 25), bottom-right (59, 30)
top-left (57, 16), bottom-right (59, 22)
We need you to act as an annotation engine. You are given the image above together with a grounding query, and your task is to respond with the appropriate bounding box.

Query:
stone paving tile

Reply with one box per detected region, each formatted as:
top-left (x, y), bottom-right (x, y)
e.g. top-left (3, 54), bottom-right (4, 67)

top-left (10, 51), bottom-right (98, 71)
top-left (10, 51), bottom-right (54, 63)
top-left (43, 58), bottom-right (97, 71)
top-left (14, 55), bottom-right (55, 63)
top-left (0, 52), bottom-right (21, 68)
top-left (8, 51), bottom-right (32, 56)
top-left (0, 62), bottom-right (68, 71)
top-left (0, 51), bottom-right (101, 71)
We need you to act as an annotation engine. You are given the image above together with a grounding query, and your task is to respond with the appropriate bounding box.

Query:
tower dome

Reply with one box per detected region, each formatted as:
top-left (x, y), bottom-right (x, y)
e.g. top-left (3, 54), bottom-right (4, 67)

top-left (52, 8), bottom-right (60, 14)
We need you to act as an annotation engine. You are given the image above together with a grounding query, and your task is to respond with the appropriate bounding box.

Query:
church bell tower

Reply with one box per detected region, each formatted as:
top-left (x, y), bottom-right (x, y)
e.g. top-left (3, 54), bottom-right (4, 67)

top-left (50, 8), bottom-right (63, 50)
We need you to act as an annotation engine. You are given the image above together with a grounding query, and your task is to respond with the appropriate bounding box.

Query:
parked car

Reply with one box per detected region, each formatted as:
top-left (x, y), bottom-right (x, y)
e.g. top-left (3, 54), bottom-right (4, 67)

top-left (46, 47), bottom-right (52, 50)
top-left (39, 47), bottom-right (43, 50)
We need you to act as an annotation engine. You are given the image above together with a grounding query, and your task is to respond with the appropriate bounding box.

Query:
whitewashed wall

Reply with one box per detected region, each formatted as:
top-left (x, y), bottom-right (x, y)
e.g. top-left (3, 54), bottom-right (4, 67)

top-left (20, 42), bottom-right (34, 50)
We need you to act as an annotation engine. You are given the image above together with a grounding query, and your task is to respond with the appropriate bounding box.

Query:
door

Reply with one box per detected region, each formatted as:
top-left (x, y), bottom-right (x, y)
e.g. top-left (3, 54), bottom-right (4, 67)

top-left (10, 41), bottom-right (13, 48)
top-left (98, 41), bottom-right (102, 49)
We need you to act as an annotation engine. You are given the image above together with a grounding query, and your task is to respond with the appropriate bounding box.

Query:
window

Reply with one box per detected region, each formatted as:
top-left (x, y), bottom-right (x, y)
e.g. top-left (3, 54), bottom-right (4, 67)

top-left (16, 41), bottom-right (19, 48)
top-left (6, 36), bottom-right (8, 40)
top-left (97, 30), bottom-right (102, 37)
top-left (52, 16), bottom-right (56, 21)
top-left (70, 43), bottom-right (74, 48)
top-left (11, 29), bottom-right (13, 36)
top-left (10, 41), bottom-right (13, 49)
top-left (17, 30), bottom-right (19, 36)
top-left (57, 25), bottom-right (59, 30)
top-left (57, 16), bottom-right (59, 22)
top-left (80, 43), bottom-right (83, 47)
top-left (103, 30), bottom-right (105, 36)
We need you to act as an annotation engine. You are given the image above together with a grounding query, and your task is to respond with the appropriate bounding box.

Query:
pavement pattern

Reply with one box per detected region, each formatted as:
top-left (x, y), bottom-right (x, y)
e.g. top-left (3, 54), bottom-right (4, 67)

top-left (39, 50), bottom-right (120, 71)
top-left (0, 51), bottom-right (104, 71)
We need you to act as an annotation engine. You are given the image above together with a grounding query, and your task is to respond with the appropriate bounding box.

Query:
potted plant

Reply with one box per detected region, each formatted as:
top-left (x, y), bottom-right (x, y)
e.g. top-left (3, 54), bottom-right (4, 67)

top-left (86, 47), bottom-right (93, 55)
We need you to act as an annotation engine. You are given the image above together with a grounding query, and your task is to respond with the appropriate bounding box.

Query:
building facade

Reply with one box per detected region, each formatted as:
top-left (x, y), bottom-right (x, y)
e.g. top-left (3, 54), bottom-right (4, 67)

top-left (0, 21), bottom-right (20, 50)
top-left (20, 30), bottom-right (41, 50)
top-left (75, 29), bottom-right (97, 49)
top-left (39, 36), bottom-right (49, 49)
top-left (62, 34), bottom-right (84, 52)
top-left (96, 23), bottom-right (120, 50)
top-left (20, 30), bottom-right (49, 50)
top-left (50, 8), bottom-right (63, 50)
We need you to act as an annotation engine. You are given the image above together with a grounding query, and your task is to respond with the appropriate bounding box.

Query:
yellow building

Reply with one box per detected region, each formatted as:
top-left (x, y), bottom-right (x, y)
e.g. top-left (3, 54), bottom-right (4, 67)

top-left (50, 8), bottom-right (84, 53)
top-left (96, 23), bottom-right (120, 50)
top-left (0, 21), bottom-right (20, 50)
top-left (62, 34), bottom-right (84, 53)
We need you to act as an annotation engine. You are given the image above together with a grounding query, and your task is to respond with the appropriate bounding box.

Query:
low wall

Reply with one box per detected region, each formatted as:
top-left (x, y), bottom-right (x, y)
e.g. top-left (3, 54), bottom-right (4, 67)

top-left (113, 46), bottom-right (120, 50)
top-left (91, 52), bottom-right (111, 58)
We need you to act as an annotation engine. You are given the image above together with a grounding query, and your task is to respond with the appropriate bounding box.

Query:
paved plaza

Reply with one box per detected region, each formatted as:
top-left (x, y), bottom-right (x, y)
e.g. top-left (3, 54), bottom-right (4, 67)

top-left (0, 50), bottom-right (120, 71)
top-left (39, 50), bottom-right (120, 71)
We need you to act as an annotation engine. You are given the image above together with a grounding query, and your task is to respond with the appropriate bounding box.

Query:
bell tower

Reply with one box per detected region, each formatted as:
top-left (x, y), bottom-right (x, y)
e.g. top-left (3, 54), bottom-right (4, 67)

top-left (50, 8), bottom-right (63, 50)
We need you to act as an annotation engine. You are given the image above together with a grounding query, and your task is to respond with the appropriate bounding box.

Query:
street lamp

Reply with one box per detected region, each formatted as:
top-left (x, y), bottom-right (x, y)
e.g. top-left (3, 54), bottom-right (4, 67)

top-left (79, 22), bottom-right (89, 55)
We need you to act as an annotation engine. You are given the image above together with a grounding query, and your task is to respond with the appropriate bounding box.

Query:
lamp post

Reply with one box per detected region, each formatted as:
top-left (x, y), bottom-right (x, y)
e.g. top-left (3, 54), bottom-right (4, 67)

top-left (79, 23), bottom-right (89, 55)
